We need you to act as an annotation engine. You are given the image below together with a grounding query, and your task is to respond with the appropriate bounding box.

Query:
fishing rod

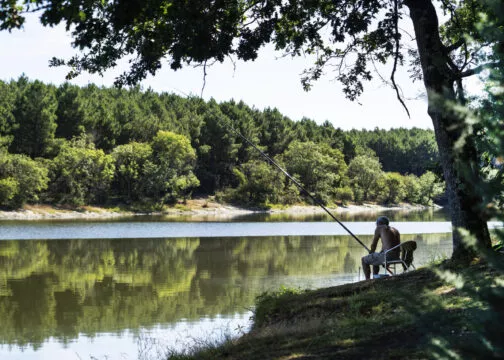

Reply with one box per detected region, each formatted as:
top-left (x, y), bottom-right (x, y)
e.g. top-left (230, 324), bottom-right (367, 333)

top-left (222, 118), bottom-right (371, 253)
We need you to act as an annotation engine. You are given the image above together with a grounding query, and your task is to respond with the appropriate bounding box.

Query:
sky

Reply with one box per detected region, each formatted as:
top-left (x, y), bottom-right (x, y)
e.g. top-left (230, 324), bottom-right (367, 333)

top-left (0, 13), bottom-right (434, 131)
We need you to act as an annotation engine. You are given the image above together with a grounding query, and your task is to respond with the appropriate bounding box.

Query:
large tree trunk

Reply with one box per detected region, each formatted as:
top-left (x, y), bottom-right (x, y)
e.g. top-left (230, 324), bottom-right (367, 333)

top-left (404, 0), bottom-right (491, 260)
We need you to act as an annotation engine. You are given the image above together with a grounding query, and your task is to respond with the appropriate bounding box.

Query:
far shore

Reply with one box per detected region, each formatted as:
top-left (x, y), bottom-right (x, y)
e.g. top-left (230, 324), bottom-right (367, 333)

top-left (0, 198), bottom-right (440, 221)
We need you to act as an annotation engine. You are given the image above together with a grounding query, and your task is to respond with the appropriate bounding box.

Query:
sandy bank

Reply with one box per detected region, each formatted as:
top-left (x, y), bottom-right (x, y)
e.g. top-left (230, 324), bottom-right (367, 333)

top-left (0, 200), bottom-right (437, 221)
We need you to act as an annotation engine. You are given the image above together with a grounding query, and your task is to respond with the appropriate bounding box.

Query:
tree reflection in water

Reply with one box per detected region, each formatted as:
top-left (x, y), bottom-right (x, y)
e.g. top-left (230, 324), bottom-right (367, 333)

top-left (0, 233), bottom-right (451, 348)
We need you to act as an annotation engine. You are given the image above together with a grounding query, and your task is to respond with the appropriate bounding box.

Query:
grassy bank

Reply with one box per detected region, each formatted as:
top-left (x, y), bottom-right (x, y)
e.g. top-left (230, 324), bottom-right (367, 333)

top-left (167, 257), bottom-right (503, 360)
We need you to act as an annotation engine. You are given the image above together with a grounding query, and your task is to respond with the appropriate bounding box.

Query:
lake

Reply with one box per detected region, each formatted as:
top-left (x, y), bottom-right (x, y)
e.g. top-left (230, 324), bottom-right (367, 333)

top-left (0, 209), bottom-right (461, 359)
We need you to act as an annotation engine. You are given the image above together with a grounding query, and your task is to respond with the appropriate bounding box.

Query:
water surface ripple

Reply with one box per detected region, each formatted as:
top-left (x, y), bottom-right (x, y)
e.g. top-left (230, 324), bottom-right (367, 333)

top-left (0, 220), bottom-right (501, 240)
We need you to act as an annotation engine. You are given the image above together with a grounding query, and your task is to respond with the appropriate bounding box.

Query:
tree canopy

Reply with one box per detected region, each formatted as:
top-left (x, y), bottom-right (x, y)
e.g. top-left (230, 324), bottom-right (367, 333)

top-left (0, 77), bottom-right (441, 209)
top-left (1, 0), bottom-right (502, 258)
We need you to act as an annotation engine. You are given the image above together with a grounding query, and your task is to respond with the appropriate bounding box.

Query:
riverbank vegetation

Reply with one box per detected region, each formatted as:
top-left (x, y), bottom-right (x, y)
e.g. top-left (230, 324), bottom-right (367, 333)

top-left (0, 78), bottom-right (444, 210)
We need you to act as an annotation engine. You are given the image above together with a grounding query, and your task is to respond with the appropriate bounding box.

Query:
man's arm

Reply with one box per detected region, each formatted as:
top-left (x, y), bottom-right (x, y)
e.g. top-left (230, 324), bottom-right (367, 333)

top-left (370, 228), bottom-right (380, 253)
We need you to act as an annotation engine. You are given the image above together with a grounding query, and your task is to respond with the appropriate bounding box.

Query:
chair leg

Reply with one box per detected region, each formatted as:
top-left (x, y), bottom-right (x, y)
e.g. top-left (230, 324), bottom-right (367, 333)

top-left (385, 266), bottom-right (394, 275)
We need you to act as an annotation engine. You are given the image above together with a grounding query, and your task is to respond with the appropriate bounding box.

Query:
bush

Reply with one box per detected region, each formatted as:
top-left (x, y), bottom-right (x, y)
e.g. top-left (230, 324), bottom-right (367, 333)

top-left (281, 141), bottom-right (348, 203)
top-left (381, 172), bottom-right (406, 204)
top-left (403, 174), bottom-right (421, 203)
top-left (418, 171), bottom-right (445, 205)
top-left (0, 177), bottom-right (18, 206)
top-left (334, 186), bottom-right (354, 205)
top-left (146, 131), bottom-right (200, 204)
top-left (0, 153), bottom-right (49, 208)
top-left (112, 142), bottom-right (153, 202)
top-left (347, 155), bottom-right (383, 201)
top-left (47, 139), bottom-right (115, 205)
top-left (278, 183), bottom-right (302, 205)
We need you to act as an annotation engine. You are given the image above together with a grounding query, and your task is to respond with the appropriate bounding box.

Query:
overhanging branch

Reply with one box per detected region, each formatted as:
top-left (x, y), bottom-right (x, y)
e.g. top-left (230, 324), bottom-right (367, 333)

top-left (458, 61), bottom-right (501, 78)
top-left (445, 39), bottom-right (465, 53)
top-left (391, 0), bottom-right (410, 118)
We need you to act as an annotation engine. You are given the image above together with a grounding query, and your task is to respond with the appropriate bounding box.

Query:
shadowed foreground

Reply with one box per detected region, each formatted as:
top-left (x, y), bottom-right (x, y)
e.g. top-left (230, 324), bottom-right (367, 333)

top-left (167, 256), bottom-right (503, 359)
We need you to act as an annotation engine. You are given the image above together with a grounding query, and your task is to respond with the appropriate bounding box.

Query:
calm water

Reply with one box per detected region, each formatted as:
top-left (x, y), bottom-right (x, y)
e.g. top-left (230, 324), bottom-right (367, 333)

top-left (0, 210), bottom-right (458, 359)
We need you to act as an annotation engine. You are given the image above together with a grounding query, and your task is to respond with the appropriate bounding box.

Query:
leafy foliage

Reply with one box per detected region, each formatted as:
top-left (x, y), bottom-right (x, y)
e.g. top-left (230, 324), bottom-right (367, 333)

top-left (347, 155), bottom-right (383, 202)
top-left (112, 141), bottom-right (153, 202)
top-left (0, 77), bottom-right (442, 209)
top-left (10, 80), bottom-right (57, 157)
top-left (281, 141), bottom-right (348, 205)
top-left (228, 160), bottom-right (284, 206)
top-left (147, 130), bottom-right (200, 204)
top-left (0, 152), bottom-right (49, 208)
top-left (418, 171), bottom-right (445, 205)
top-left (381, 172), bottom-right (406, 204)
top-left (46, 138), bottom-right (114, 205)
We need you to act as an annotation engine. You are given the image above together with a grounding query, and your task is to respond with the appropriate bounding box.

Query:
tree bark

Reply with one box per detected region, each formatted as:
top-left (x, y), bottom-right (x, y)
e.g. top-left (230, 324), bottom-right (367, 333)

top-left (404, 0), bottom-right (491, 260)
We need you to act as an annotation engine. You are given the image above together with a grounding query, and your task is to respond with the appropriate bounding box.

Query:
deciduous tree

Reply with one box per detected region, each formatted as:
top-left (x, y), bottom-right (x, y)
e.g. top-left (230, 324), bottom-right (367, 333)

top-left (111, 142), bottom-right (153, 202)
top-left (418, 171), bottom-right (445, 206)
top-left (146, 130), bottom-right (200, 204)
top-left (0, 152), bottom-right (49, 208)
top-left (281, 141), bottom-right (347, 204)
top-left (1, 0), bottom-right (499, 257)
top-left (230, 159), bottom-right (284, 206)
top-left (347, 155), bottom-right (383, 202)
top-left (47, 138), bottom-right (115, 205)
top-left (381, 172), bottom-right (406, 204)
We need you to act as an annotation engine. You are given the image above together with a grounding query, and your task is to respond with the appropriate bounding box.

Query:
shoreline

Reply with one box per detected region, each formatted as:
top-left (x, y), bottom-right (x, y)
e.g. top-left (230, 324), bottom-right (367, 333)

top-left (0, 199), bottom-right (439, 221)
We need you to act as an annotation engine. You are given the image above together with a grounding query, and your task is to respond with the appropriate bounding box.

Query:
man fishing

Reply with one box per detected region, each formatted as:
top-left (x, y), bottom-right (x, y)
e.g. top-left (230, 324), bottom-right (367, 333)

top-left (361, 216), bottom-right (401, 280)
top-left (224, 117), bottom-right (390, 257)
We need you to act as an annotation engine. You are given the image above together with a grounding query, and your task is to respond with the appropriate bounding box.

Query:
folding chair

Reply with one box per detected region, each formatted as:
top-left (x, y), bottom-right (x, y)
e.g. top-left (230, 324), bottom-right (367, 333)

top-left (382, 240), bottom-right (417, 275)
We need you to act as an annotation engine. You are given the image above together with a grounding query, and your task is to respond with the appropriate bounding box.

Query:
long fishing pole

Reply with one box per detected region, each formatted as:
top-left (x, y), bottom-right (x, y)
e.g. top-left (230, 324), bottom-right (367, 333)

top-left (222, 119), bottom-right (371, 253)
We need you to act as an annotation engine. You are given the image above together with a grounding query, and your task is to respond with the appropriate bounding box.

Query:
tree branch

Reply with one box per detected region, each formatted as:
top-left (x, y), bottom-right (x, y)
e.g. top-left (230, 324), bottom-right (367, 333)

top-left (21, 4), bottom-right (52, 14)
top-left (201, 60), bottom-right (207, 97)
top-left (446, 54), bottom-right (460, 73)
top-left (445, 39), bottom-right (465, 53)
top-left (456, 78), bottom-right (466, 105)
top-left (458, 61), bottom-right (501, 78)
top-left (391, 0), bottom-right (410, 118)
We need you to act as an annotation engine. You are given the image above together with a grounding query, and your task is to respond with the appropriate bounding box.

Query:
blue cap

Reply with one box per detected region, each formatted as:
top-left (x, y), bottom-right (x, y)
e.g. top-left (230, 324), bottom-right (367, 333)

top-left (376, 216), bottom-right (390, 226)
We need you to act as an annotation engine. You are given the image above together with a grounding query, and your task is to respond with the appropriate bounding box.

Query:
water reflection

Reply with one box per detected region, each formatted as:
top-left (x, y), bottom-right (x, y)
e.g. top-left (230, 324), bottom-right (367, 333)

top-left (0, 207), bottom-right (450, 225)
top-left (0, 234), bottom-right (452, 350)
top-left (0, 220), bottom-right (458, 240)
top-left (141, 207), bottom-right (451, 223)
top-left (228, 207), bottom-right (451, 222)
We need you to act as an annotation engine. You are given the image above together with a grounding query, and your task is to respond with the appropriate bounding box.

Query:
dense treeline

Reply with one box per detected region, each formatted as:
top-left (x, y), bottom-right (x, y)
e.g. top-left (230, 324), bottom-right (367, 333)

top-left (0, 77), bottom-right (444, 209)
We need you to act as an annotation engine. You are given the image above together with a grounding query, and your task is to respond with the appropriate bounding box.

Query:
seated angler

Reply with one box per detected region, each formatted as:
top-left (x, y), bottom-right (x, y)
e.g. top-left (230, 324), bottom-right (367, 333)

top-left (361, 216), bottom-right (401, 280)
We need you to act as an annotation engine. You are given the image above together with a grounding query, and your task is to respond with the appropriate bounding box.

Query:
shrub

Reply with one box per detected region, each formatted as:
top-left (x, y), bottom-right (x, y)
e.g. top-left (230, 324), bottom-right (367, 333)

top-left (334, 186), bottom-right (354, 205)
top-left (403, 174), bottom-right (421, 203)
top-left (0, 177), bottom-right (18, 206)
top-left (381, 172), bottom-right (406, 204)
top-left (47, 139), bottom-right (115, 205)
top-left (0, 153), bottom-right (49, 208)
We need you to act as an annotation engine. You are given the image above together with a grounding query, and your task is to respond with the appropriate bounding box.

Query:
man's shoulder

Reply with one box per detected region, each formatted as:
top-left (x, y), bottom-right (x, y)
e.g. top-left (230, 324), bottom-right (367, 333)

top-left (383, 226), bottom-right (400, 236)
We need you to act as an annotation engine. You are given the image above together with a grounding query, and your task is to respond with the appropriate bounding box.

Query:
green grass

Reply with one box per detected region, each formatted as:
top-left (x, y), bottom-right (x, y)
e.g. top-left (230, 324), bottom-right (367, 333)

top-left (166, 257), bottom-right (503, 360)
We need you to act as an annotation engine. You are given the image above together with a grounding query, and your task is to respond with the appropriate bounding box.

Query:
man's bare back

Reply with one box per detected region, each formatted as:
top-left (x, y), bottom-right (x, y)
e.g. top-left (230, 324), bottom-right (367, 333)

top-left (361, 216), bottom-right (401, 280)
top-left (371, 225), bottom-right (401, 256)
